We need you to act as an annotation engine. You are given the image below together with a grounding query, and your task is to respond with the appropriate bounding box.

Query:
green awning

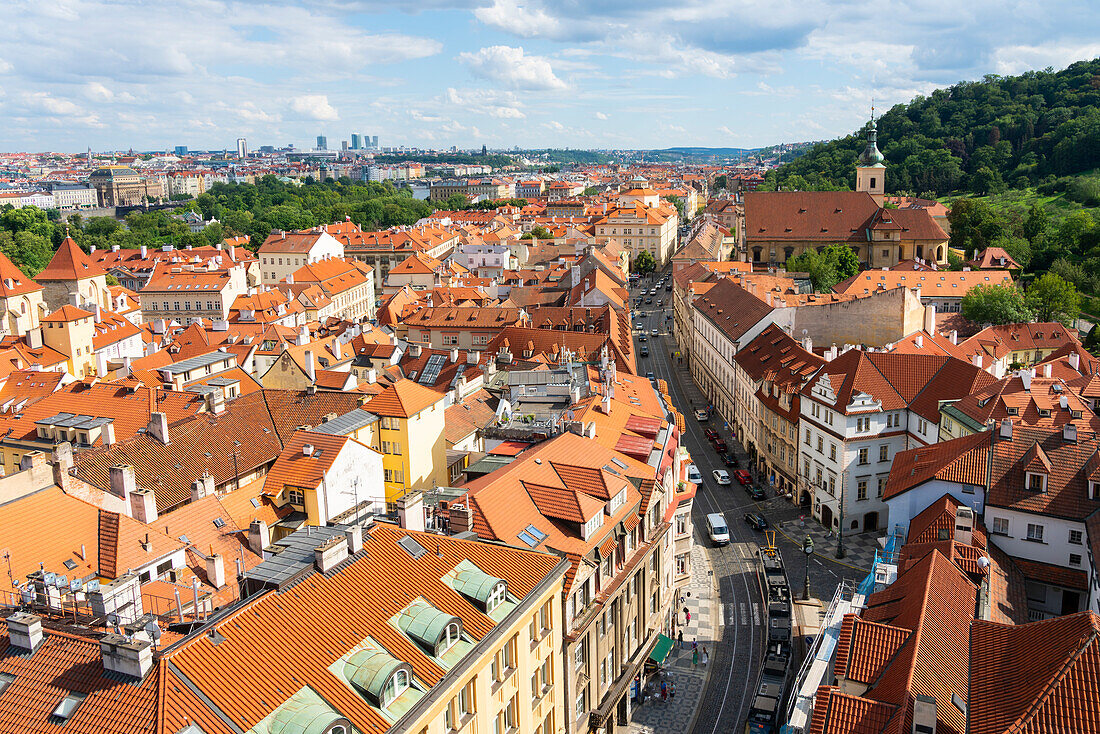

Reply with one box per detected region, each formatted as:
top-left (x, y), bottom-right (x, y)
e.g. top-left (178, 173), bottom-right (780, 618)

top-left (648, 634), bottom-right (674, 664)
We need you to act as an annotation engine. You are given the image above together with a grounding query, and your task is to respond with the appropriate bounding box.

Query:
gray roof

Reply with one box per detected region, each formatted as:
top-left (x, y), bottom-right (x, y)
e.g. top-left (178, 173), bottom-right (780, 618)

top-left (158, 351), bottom-right (232, 376)
top-left (34, 413), bottom-right (113, 429)
top-left (243, 525), bottom-right (347, 588)
top-left (311, 408), bottom-right (379, 436)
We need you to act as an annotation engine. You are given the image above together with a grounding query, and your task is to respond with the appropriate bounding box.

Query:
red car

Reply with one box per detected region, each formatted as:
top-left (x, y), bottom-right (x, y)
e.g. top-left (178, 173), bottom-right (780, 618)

top-left (733, 469), bottom-right (752, 486)
top-left (703, 428), bottom-right (719, 441)
top-left (712, 440), bottom-right (728, 453)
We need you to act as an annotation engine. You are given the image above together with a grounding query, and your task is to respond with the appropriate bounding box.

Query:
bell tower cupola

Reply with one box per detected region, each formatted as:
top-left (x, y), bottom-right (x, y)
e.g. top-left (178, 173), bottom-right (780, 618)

top-left (856, 114), bottom-right (886, 206)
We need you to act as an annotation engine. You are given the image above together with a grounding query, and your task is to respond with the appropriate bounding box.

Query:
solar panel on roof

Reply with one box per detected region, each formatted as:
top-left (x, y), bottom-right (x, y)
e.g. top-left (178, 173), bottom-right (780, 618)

top-left (419, 353), bottom-right (448, 385)
top-left (398, 535), bottom-right (428, 559)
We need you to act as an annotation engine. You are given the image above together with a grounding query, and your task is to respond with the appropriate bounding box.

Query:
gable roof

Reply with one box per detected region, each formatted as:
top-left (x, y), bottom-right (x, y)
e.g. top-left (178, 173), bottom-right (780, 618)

top-left (363, 378), bottom-right (443, 418)
top-left (36, 236), bottom-right (106, 281)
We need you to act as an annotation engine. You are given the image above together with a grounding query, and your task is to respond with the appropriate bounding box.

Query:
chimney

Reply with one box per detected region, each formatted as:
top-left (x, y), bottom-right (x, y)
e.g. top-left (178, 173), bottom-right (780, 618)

top-left (397, 491), bottom-right (425, 532)
top-left (5, 612), bottom-right (44, 653)
top-left (915, 334), bottom-right (924, 349)
top-left (99, 634), bottom-right (154, 680)
top-left (101, 421), bottom-right (115, 447)
top-left (911, 694), bottom-right (937, 734)
top-left (1064, 424), bottom-right (1078, 443)
top-left (296, 324), bottom-right (309, 346)
top-left (248, 519), bottom-right (268, 555)
top-left (999, 418), bottom-right (1013, 439)
top-left (954, 506), bottom-right (975, 545)
top-left (802, 337), bottom-right (813, 353)
top-left (448, 503), bottom-right (473, 534)
top-left (972, 354), bottom-right (983, 369)
top-left (1069, 351), bottom-right (1081, 371)
top-left (205, 554), bottom-right (226, 589)
top-left (949, 330), bottom-right (958, 345)
top-left (345, 524), bottom-right (363, 554)
top-left (27, 327), bottom-right (43, 349)
top-left (467, 350), bottom-right (479, 365)
top-left (450, 347), bottom-right (459, 363)
top-left (365, 367), bottom-right (377, 384)
top-left (147, 412), bottom-right (169, 444)
top-left (140, 245), bottom-right (148, 259)
top-left (303, 350), bottom-right (316, 382)
top-left (129, 488), bottom-right (158, 524)
top-left (212, 318), bottom-right (228, 332)
top-left (206, 390), bottom-right (225, 415)
top-left (923, 304), bottom-right (936, 335)
top-left (191, 473), bottom-right (214, 502)
top-left (1042, 363), bottom-right (1052, 378)
top-left (314, 534), bottom-right (349, 573)
top-left (109, 464), bottom-right (136, 502)
top-left (410, 344), bottom-right (422, 358)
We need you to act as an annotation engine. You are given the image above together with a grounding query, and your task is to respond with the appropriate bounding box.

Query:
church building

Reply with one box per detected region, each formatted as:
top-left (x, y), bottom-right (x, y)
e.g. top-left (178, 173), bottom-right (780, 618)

top-left (743, 120), bottom-right (949, 268)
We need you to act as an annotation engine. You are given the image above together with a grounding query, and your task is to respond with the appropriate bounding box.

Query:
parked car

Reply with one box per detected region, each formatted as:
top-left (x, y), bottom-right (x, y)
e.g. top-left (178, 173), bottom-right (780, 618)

top-left (694, 409), bottom-right (709, 421)
top-left (744, 512), bottom-right (768, 531)
top-left (719, 453), bottom-right (739, 468)
top-left (645, 297), bottom-right (653, 304)
top-left (639, 346), bottom-right (649, 357)
top-left (747, 485), bottom-right (767, 501)
top-left (712, 469), bottom-right (731, 485)
top-left (711, 440), bottom-right (728, 453)
top-left (703, 428), bottom-right (719, 440)
top-left (733, 469), bottom-right (752, 486)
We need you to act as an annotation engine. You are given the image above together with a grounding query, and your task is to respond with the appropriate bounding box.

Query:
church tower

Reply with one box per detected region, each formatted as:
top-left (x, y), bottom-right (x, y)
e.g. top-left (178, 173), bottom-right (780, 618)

top-left (855, 118), bottom-right (886, 206)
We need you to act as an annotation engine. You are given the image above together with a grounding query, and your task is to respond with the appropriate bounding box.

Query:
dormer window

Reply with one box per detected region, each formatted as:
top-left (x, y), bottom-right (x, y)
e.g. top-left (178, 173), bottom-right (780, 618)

top-left (382, 669), bottom-right (410, 708)
top-left (487, 581), bottom-right (506, 613)
top-left (1006, 407), bottom-right (1019, 415)
top-left (1026, 472), bottom-right (1047, 493)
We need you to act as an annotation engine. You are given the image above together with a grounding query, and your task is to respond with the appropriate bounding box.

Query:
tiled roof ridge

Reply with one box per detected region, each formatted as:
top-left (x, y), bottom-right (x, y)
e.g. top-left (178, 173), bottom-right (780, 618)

top-left (999, 614), bottom-right (1100, 734)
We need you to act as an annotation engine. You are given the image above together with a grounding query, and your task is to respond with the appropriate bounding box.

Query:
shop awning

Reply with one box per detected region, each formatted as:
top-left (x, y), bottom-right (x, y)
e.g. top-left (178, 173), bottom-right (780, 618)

top-left (648, 634), bottom-right (674, 664)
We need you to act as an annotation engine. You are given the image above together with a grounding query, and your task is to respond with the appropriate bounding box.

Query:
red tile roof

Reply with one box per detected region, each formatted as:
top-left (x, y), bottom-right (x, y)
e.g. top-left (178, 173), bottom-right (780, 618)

top-left (362, 378), bottom-right (443, 418)
top-left (36, 236), bottom-right (106, 281)
top-left (969, 611), bottom-right (1100, 734)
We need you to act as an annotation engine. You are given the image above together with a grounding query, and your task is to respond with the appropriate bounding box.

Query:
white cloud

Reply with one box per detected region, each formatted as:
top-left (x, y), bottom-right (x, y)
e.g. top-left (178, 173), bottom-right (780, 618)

top-left (445, 87), bottom-right (526, 118)
top-left (543, 120), bottom-right (565, 131)
top-left (991, 42), bottom-right (1100, 75)
top-left (26, 92), bottom-right (82, 115)
top-left (595, 111), bottom-right (609, 120)
top-left (289, 94), bottom-right (339, 121)
top-left (0, 58), bottom-right (11, 74)
top-left (459, 45), bottom-right (567, 90)
top-left (473, 0), bottom-right (562, 38)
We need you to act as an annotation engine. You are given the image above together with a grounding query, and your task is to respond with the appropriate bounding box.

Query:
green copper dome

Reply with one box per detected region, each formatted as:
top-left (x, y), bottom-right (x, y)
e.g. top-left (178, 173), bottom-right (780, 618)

top-left (858, 123), bottom-right (885, 167)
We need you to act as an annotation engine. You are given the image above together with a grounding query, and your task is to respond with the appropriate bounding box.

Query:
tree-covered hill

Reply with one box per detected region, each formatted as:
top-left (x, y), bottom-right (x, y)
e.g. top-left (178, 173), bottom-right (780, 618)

top-left (765, 59), bottom-right (1100, 197)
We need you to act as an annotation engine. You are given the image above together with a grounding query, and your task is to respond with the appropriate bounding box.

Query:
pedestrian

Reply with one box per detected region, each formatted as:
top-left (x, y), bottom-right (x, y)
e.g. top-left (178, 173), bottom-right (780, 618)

top-left (661, 680), bottom-right (667, 701)
top-left (692, 638), bottom-right (698, 652)
top-left (692, 647), bottom-right (699, 667)
top-left (677, 629), bottom-right (684, 648)
top-left (702, 646), bottom-right (709, 667)
top-left (685, 609), bottom-right (691, 625)
top-left (669, 679), bottom-right (676, 699)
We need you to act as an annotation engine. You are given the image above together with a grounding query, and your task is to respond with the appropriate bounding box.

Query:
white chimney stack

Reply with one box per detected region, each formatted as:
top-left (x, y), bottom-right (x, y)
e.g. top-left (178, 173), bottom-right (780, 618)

top-left (999, 418), bottom-right (1013, 439)
top-left (205, 554), bottom-right (226, 589)
top-left (1069, 351), bottom-right (1081, 371)
top-left (129, 487), bottom-right (158, 524)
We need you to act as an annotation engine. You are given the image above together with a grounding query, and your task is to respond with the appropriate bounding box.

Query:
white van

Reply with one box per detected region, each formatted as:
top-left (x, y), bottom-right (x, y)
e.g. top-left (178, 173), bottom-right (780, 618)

top-left (706, 513), bottom-right (730, 546)
top-left (687, 464), bottom-right (702, 484)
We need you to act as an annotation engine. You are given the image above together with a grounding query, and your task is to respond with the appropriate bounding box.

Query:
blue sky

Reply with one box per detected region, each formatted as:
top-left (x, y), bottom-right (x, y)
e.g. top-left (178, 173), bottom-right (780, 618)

top-left (1, 0), bottom-right (1098, 152)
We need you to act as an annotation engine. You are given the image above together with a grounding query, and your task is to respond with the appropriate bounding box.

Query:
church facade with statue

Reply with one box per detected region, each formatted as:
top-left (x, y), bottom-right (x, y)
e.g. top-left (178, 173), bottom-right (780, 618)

top-left (743, 120), bottom-right (950, 269)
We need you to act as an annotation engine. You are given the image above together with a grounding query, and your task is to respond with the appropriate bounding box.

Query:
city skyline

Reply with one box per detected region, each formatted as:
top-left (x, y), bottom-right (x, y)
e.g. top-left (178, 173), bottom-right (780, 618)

top-left (0, 0), bottom-right (1098, 152)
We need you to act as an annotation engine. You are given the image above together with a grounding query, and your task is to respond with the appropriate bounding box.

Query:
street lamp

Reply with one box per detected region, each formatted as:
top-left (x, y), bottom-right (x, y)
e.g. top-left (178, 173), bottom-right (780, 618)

top-left (801, 534), bottom-right (814, 601)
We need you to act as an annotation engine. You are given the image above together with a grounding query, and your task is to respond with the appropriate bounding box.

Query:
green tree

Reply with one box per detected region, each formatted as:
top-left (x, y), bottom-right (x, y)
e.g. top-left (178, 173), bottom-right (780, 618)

top-left (1026, 272), bottom-right (1080, 325)
top-left (632, 250), bottom-right (656, 274)
top-left (1, 230), bottom-right (56, 276)
top-left (786, 250), bottom-right (838, 291)
top-left (947, 198), bottom-right (1007, 256)
top-left (521, 225), bottom-right (552, 240)
top-left (1022, 204), bottom-right (1049, 243)
top-left (825, 244), bottom-right (860, 280)
top-left (961, 282), bottom-right (1034, 325)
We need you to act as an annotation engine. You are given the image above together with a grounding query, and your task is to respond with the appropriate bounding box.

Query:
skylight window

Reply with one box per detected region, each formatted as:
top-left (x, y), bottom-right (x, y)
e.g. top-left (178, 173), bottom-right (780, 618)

top-left (525, 524), bottom-right (547, 542)
top-left (49, 691), bottom-right (88, 725)
top-left (212, 517), bottom-right (226, 529)
top-left (0, 672), bottom-right (14, 695)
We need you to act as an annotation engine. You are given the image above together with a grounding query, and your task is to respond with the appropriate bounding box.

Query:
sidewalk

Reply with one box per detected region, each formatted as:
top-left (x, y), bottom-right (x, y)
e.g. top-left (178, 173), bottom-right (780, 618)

top-left (764, 498), bottom-right (884, 573)
top-left (629, 544), bottom-right (716, 733)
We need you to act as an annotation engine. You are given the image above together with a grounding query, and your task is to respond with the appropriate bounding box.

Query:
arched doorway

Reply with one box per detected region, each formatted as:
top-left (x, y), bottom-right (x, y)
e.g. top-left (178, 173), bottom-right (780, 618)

top-left (937, 245), bottom-right (945, 262)
top-left (799, 491), bottom-right (811, 508)
top-left (820, 505), bottom-right (833, 530)
top-left (864, 511), bottom-right (879, 532)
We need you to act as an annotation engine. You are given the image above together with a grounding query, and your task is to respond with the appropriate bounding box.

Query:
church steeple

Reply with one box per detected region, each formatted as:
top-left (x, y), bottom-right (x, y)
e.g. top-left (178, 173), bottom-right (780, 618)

top-left (855, 110), bottom-right (886, 206)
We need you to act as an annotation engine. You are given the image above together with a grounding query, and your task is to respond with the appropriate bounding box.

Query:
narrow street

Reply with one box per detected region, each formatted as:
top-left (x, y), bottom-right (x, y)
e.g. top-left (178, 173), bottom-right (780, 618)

top-left (630, 266), bottom-right (870, 733)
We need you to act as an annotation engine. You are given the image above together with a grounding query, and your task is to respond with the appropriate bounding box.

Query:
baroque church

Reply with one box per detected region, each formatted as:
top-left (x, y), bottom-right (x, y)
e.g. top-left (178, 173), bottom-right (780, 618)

top-left (743, 121), bottom-right (950, 268)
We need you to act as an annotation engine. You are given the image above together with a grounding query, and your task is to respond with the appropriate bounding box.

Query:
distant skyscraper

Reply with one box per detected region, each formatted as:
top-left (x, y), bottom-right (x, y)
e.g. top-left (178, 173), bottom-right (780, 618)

top-left (236, 138), bottom-right (247, 159)
top-left (351, 134), bottom-right (361, 150)
top-left (371, 135), bottom-right (379, 149)
top-left (174, 145), bottom-right (188, 156)
top-left (341, 140), bottom-right (349, 151)
top-left (316, 135), bottom-right (328, 150)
